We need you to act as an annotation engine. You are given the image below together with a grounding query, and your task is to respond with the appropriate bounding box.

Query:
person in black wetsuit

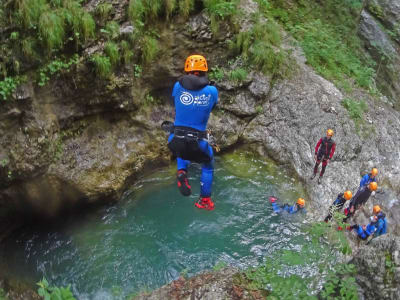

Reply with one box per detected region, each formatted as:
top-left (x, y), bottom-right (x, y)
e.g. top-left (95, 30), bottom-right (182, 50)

top-left (324, 190), bottom-right (352, 222)
top-left (344, 182), bottom-right (378, 221)
top-left (310, 129), bottom-right (336, 185)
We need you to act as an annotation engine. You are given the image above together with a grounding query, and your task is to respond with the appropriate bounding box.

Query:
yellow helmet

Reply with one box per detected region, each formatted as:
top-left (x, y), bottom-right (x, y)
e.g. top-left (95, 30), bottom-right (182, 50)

top-left (297, 198), bottom-right (305, 206)
top-left (373, 205), bottom-right (381, 214)
top-left (369, 182), bottom-right (378, 191)
top-left (184, 55), bottom-right (208, 72)
top-left (371, 168), bottom-right (378, 176)
top-left (344, 190), bottom-right (352, 200)
top-left (326, 129), bottom-right (334, 137)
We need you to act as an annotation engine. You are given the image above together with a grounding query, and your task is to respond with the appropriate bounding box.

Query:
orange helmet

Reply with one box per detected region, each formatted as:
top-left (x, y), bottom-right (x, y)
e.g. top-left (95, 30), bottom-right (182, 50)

top-left (184, 55), bottom-right (208, 72)
top-left (297, 198), bottom-right (305, 206)
top-left (373, 205), bottom-right (381, 214)
top-left (326, 129), bottom-right (334, 137)
top-left (371, 168), bottom-right (378, 176)
top-left (344, 190), bottom-right (352, 200)
top-left (369, 182), bottom-right (378, 191)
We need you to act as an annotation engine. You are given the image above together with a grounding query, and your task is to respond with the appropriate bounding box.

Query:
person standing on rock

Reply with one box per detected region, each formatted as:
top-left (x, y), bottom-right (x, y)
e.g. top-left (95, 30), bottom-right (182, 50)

top-left (344, 182), bottom-right (378, 221)
top-left (310, 129), bottom-right (336, 184)
top-left (324, 190), bottom-right (352, 222)
top-left (167, 55), bottom-right (218, 211)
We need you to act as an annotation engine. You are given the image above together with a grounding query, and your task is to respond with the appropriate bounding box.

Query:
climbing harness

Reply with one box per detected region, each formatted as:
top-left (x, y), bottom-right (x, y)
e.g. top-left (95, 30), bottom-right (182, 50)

top-left (161, 121), bottom-right (221, 155)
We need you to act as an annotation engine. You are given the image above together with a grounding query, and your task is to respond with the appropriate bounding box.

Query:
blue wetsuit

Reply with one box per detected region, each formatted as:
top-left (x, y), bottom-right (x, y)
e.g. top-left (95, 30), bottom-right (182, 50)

top-left (375, 212), bottom-right (387, 236)
top-left (168, 75), bottom-right (218, 197)
top-left (353, 222), bottom-right (377, 240)
top-left (271, 202), bottom-right (305, 214)
top-left (359, 173), bottom-right (376, 189)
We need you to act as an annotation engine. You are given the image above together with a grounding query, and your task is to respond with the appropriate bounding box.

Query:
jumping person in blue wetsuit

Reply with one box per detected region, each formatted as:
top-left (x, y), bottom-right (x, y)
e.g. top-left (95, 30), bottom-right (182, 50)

top-left (373, 205), bottom-right (387, 236)
top-left (167, 55), bottom-right (218, 211)
top-left (269, 197), bottom-right (306, 214)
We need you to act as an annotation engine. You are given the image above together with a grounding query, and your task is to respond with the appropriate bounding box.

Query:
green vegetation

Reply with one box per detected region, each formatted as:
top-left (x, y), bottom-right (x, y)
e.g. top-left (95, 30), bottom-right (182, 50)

top-left (0, 76), bottom-right (22, 100)
top-left (229, 18), bottom-right (294, 79)
top-left (133, 64), bottom-right (143, 78)
top-left (121, 40), bottom-right (134, 65)
top-left (262, 0), bottom-right (377, 90)
top-left (0, 288), bottom-right (7, 300)
top-left (236, 220), bottom-right (357, 299)
top-left (341, 98), bottom-right (369, 131)
top-left (104, 42), bottom-right (120, 67)
top-left (213, 261), bottom-right (227, 271)
top-left (37, 278), bottom-right (76, 300)
top-left (204, 0), bottom-right (240, 33)
top-left (141, 35), bottom-right (159, 64)
top-left (96, 3), bottom-right (113, 23)
top-left (103, 21), bottom-right (120, 40)
top-left (91, 54), bottom-right (112, 79)
top-left (384, 251), bottom-right (395, 284)
top-left (229, 68), bottom-right (248, 83)
top-left (321, 264), bottom-right (358, 299)
top-left (208, 66), bottom-right (225, 81)
top-left (38, 55), bottom-right (79, 86)
top-left (128, 0), bottom-right (196, 28)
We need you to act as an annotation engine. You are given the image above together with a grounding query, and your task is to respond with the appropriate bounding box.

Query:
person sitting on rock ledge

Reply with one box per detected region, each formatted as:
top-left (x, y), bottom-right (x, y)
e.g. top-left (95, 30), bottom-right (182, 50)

top-left (324, 190), bottom-right (352, 222)
top-left (372, 205), bottom-right (387, 237)
top-left (344, 182), bottom-right (378, 221)
top-left (358, 167), bottom-right (378, 192)
top-left (167, 54), bottom-right (218, 211)
top-left (348, 216), bottom-right (378, 240)
top-left (310, 129), bottom-right (336, 185)
top-left (269, 196), bottom-right (306, 214)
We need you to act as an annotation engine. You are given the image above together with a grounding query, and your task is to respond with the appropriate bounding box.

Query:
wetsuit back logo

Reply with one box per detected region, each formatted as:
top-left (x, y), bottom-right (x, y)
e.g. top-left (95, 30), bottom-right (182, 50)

top-left (180, 92), bottom-right (194, 105)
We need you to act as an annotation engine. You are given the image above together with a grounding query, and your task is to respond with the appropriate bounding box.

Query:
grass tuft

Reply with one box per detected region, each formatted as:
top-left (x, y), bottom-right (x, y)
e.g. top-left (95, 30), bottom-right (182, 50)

top-left (39, 11), bottom-right (65, 52)
top-left (141, 35), bottom-right (159, 64)
top-left (120, 40), bottom-right (134, 64)
top-left (104, 41), bottom-right (120, 67)
top-left (96, 3), bottom-right (113, 22)
top-left (91, 54), bottom-right (112, 79)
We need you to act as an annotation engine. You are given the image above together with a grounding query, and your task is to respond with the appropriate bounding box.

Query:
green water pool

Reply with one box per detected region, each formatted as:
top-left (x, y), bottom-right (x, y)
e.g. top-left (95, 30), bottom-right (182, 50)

top-left (0, 150), bottom-right (315, 299)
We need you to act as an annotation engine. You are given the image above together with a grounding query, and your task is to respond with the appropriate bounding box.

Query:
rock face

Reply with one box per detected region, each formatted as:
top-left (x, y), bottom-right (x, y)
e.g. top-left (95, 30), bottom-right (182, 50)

top-left (359, 1), bottom-right (400, 107)
top-left (351, 234), bottom-right (400, 300)
top-left (134, 268), bottom-right (261, 300)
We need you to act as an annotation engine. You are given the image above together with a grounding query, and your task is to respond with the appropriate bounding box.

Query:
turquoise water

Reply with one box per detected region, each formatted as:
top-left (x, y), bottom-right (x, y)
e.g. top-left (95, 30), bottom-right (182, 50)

top-left (0, 150), bottom-right (312, 299)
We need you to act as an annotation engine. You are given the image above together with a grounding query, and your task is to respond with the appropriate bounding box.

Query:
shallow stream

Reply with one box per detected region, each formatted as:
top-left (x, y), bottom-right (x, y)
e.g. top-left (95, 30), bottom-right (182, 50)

top-left (0, 150), bottom-right (317, 299)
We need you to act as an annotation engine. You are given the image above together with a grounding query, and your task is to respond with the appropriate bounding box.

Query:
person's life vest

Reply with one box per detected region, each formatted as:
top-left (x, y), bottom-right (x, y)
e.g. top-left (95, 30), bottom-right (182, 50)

top-left (319, 137), bottom-right (335, 157)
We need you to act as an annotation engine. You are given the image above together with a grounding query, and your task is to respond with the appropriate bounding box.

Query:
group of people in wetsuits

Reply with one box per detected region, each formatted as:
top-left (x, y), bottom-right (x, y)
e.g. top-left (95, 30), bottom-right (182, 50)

top-left (165, 55), bottom-right (387, 240)
top-left (323, 167), bottom-right (387, 240)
